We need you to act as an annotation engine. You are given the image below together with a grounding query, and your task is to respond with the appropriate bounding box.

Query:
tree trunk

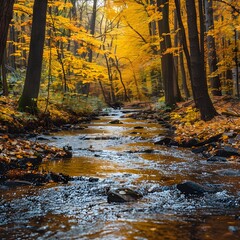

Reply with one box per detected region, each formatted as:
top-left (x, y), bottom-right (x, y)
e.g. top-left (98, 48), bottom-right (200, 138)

top-left (179, 49), bottom-right (190, 99)
top-left (0, 0), bottom-right (15, 67)
top-left (186, 0), bottom-right (217, 121)
top-left (205, 0), bottom-right (221, 96)
top-left (1, 50), bottom-right (8, 96)
top-left (174, 0), bottom-right (193, 99)
top-left (173, 9), bottom-right (183, 102)
top-left (115, 57), bottom-right (130, 102)
top-left (157, 0), bottom-right (176, 107)
top-left (19, 0), bottom-right (48, 113)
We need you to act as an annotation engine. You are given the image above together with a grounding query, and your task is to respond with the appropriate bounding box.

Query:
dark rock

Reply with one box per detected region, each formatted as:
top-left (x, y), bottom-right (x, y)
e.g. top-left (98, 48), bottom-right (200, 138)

top-left (207, 156), bottom-right (228, 162)
top-left (181, 138), bottom-right (200, 147)
top-left (106, 187), bottom-right (143, 203)
top-left (11, 156), bottom-right (43, 169)
top-left (154, 137), bottom-right (179, 147)
top-left (36, 136), bottom-right (49, 141)
top-left (62, 124), bottom-right (72, 129)
top-left (89, 177), bottom-right (99, 182)
top-left (20, 172), bottom-right (47, 184)
top-left (47, 172), bottom-right (70, 184)
top-left (177, 181), bottom-right (216, 196)
top-left (202, 151), bottom-right (212, 159)
top-left (143, 149), bottom-right (154, 153)
top-left (191, 145), bottom-right (209, 154)
top-left (134, 126), bottom-right (144, 129)
top-left (63, 145), bottom-right (73, 158)
top-left (215, 169), bottom-right (240, 176)
top-left (215, 146), bottom-right (240, 157)
top-left (109, 119), bottom-right (123, 124)
top-left (161, 123), bottom-right (174, 129)
top-left (1, 180), bottom-right (33, 188)
top-left (196, 133), bottom-right (223, 147)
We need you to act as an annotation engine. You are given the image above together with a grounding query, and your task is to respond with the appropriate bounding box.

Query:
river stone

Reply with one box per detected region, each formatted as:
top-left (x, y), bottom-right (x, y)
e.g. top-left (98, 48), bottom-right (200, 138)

top-left (154, 137), bottom-right (179, 147)
top-left (177, 181), bottom-right (215, 196)
top-left (106, 187), bottom-right (143, 203)
top-left (207, 156), bottom-right (228, 162)
top-left (1, 180), bottom-right (33, 188)
top-left (214, 146), bottom-right (240, 157)
top-left (109, 119), bottom-right (123, 124)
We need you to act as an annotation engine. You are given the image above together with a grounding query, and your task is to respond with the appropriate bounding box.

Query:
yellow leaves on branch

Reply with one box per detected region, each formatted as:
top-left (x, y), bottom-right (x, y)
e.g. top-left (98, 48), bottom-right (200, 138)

top-left (50, 1), bottom-right (73, 11)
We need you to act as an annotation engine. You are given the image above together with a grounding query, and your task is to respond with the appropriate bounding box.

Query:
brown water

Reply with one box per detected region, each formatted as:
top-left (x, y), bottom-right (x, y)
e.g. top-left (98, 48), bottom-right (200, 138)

top-left (1, 108), bottom-right (240, 239)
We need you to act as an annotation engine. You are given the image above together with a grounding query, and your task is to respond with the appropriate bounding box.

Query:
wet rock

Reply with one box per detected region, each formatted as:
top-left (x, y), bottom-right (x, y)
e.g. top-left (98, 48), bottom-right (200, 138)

top-left (0, 180), bottom-right (33, 188)
top-left (191, 145), bottom-right (209, 154)
top-left (63, 145), bottom-right (73, 158)
top-left (109, 119), bottom-right (123, 124)
top-left (10, 156), bottom-right (43, 170)
top-left (130, 132), bottom-right (139, 135)
top-left (214, 146), bottom-right (240, 157)
top-left (196, 133), bottom-right (222, 147)
top-left (180, 138), bottom-right (200, 148)
top-left (62, 124), bottom-right (72, 130)
top-left (89, 177), bottom-right (99, 182)
top-left (46, 172), bottom-right (70, 184)
top-left (215, 169), bottom-right (240, 176)
top-left (207, 156), bottom-right (228, 162)
top-left (134, 126), bottom-right (144, 129)
top-left (177, 181), bottom-right (216, 196)
top-left (154, 137), bottom-right (179, 147)
top-left (19, 172), bottom-right (48, 185)
top-left (36, 136), bottom-right (49, 141)
top-left (106, 187), bottom-right (143, 203)
top-left (143, 149), bottom-right (154, 153)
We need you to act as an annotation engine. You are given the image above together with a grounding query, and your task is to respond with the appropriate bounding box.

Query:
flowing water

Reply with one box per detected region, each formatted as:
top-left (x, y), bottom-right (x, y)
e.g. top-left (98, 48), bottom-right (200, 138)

top-left (1, 108), bottom-right (240, 239)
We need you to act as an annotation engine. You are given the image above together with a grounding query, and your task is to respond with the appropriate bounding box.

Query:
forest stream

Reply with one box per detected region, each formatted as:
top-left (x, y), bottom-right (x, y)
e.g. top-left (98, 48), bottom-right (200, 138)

top-left (1, 108), bottom-right (240, 240)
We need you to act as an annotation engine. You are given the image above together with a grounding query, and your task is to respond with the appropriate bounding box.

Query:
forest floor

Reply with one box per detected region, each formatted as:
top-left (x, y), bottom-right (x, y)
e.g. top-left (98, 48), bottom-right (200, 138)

top-left (0, 95), bottom-right (239, 186)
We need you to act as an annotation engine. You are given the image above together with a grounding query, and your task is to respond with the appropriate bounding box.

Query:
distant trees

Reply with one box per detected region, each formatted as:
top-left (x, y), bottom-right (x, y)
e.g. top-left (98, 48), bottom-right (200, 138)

top-left (0, 0), bottom-right (239, 120)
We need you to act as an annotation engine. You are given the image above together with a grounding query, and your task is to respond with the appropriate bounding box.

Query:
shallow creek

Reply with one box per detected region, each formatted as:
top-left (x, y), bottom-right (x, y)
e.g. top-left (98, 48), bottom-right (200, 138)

top-left (1, 109), bottom-right (240, 239)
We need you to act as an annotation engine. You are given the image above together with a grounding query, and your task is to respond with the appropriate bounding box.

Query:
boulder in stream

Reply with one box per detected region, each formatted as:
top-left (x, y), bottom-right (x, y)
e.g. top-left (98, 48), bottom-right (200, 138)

top-left (177, 181), bottom-right (217, 196)
top-left (214, 146), bottom-right (240, 157)
top-left (154, 137), bottom-right (179, 147)
top-left (106, 187), bottom-right (143, 203)
top-left (109, 119), bottom-right (123, 124)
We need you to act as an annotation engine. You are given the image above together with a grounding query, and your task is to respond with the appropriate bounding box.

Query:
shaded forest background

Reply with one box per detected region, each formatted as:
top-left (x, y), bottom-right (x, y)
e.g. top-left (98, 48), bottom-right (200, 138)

top-left (0, 0), bottom-right (239, 121)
